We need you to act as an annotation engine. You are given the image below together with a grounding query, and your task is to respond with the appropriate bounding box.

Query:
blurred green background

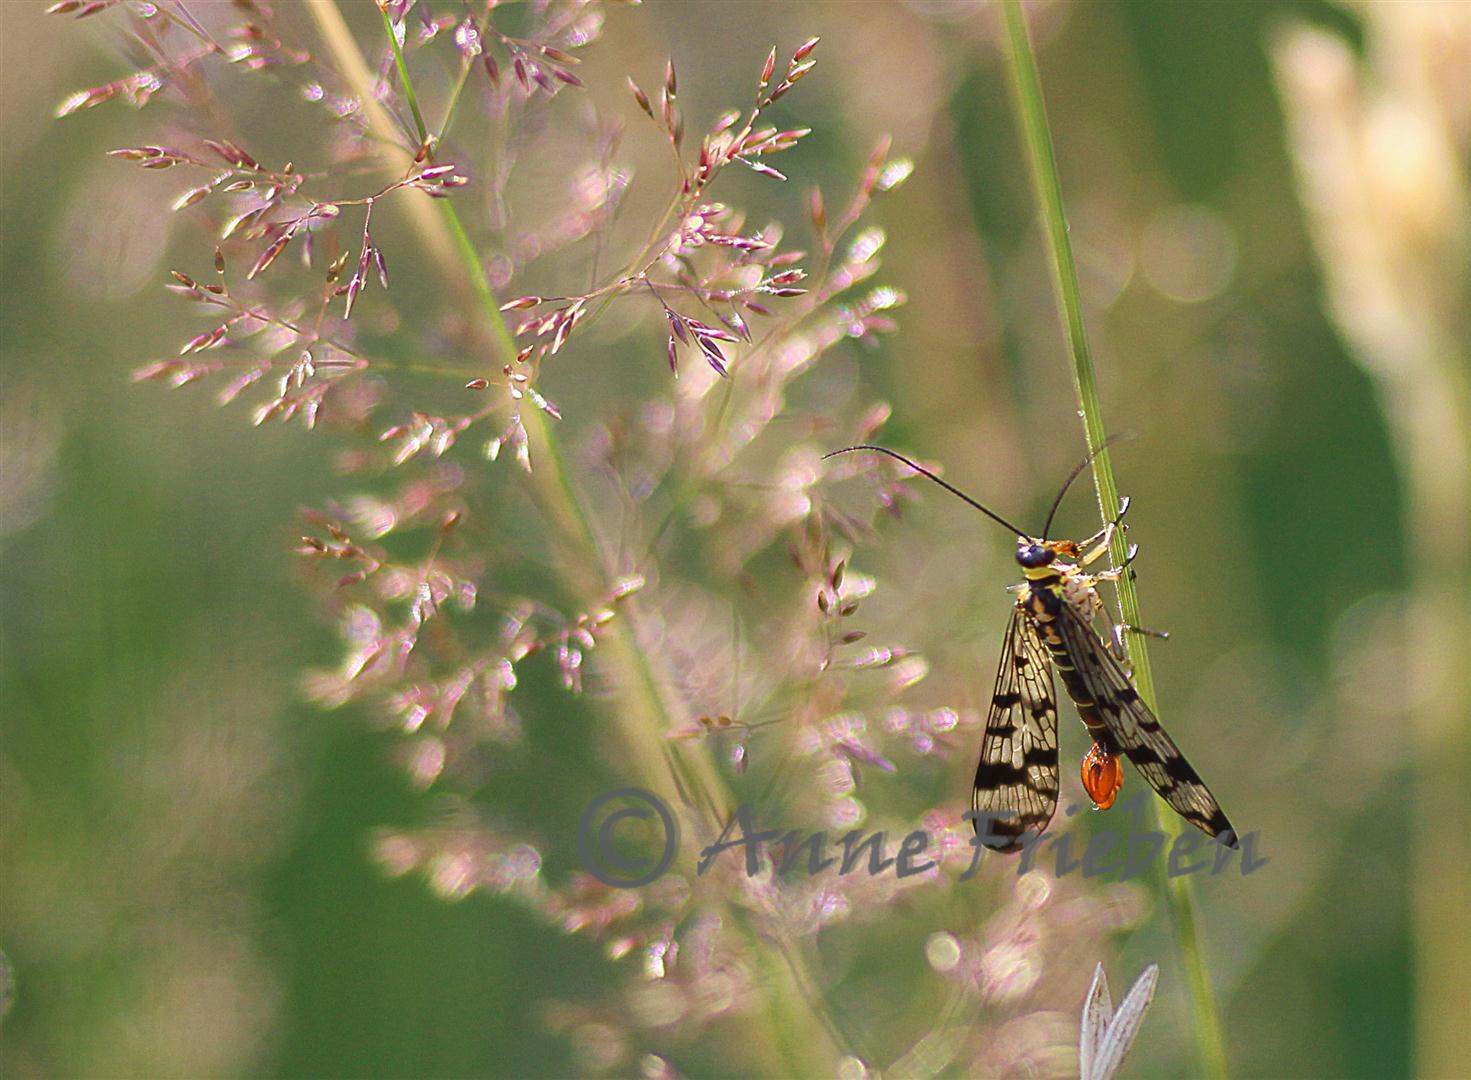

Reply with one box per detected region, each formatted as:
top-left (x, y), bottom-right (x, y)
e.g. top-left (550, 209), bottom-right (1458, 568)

top-left (2, 1), bottom-right (1465, 1077)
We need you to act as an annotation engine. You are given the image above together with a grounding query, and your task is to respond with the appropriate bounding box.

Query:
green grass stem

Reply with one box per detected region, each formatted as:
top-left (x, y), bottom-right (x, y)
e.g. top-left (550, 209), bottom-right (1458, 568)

top-left (1000, 3), bottom-right (1230, 1076)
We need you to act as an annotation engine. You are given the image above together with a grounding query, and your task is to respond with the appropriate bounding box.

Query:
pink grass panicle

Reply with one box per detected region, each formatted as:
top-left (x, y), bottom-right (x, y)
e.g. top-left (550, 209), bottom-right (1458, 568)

top-left (54, 0), bottom-right (1138, 1072)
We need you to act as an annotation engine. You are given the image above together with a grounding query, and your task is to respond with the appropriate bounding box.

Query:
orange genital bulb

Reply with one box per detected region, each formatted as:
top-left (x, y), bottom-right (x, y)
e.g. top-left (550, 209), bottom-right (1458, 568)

top-left (1081, 742), bottom-right (1124, 810)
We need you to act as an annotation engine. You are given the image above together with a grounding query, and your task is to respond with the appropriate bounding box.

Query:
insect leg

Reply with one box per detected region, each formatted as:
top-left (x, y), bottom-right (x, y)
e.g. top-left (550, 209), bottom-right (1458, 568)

top-left (1090, 542), bottom-right (1140, 576)
top-left (1106, 622), bottom-right (1172, 656)
top-left (1077, 501), bottom-right (1132, 568)
top-left (1083, 567), bottom-right (1165, 656)
top-left (1075, 495), bottom-right (1132, 552)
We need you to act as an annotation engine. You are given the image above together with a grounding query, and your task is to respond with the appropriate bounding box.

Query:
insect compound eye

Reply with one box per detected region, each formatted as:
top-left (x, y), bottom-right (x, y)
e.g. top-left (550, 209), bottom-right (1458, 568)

top-left (1016, 544), bottom-right (1054, 569)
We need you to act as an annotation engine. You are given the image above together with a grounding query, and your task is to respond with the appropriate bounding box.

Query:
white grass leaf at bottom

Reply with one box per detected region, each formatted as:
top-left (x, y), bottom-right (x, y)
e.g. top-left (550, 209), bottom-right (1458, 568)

top-left (1079, 962), bottom-right (1114, 1080)
top-left (1090, 964), bottom-right (1160, 1080)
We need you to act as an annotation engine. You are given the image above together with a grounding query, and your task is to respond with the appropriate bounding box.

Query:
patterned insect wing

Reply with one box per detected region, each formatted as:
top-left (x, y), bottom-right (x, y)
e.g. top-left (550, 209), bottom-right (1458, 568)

top-left (972, 607), bottom-right (1060, 852)
top-left (1055, 605), bottom-right (1236, 846)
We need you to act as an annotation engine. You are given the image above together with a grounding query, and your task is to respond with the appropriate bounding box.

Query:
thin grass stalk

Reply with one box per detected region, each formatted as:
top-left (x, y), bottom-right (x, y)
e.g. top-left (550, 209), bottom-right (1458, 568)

top-left (380, 4), bottom-right (428, 147)
top-left (306, 3), bottom-right (845, 1072)
top-left (999, 3), bottom-right (1229, 1077)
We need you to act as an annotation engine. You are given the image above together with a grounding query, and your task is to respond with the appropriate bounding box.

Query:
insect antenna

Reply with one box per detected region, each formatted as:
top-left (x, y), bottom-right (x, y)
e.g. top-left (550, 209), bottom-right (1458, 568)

top-left (823, 445), bottom-right (1032, 538)
top-left (1039, 432), bottom-right (1135, 540)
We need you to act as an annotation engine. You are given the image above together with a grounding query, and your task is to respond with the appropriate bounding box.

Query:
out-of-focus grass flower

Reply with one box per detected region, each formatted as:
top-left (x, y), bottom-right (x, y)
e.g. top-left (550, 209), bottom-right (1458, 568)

top-left (1273, 9), bottom-right (1469, 1077)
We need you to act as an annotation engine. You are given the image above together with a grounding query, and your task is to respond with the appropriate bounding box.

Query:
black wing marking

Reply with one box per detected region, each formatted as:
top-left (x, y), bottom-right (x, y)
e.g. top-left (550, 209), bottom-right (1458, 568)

top-left (1055, 604), bottom-right (1237, 846)
top-left (972, 607), bottom-right (1059, 852)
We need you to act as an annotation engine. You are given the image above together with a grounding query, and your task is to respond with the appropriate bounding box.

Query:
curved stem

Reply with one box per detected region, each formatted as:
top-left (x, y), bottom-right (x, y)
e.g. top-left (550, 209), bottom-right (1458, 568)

top-left (307, 4), bottom-right (845, 1072)
top-left (381, 5), bottom-right (428, 145)
top-left (1000, 3), bottom-right (1229, 1077)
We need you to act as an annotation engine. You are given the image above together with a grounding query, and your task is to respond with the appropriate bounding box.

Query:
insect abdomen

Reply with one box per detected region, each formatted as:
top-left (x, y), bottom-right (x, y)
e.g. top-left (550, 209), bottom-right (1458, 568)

top-left (1033, 620), bottom-right (1117, 750)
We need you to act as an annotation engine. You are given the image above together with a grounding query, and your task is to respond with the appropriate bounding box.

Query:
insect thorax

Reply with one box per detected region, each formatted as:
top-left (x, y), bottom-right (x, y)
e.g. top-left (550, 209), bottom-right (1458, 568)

top-left (1056, 567), bottom-right (1099, 617)
top-left (1021, 564), bottom-right (1097, 625)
